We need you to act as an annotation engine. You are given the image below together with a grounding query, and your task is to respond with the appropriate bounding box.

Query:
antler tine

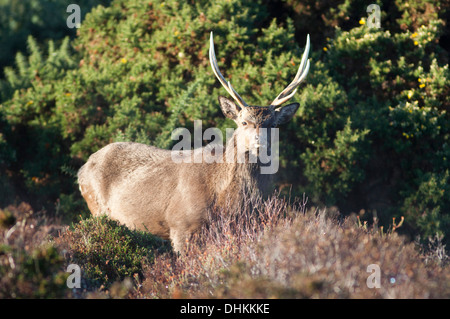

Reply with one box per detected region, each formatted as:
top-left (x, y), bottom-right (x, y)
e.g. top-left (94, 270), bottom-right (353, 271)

top-left (209, 32), bottom-right (248, 109)
top-left (271, 34), bottom-right (311, 107)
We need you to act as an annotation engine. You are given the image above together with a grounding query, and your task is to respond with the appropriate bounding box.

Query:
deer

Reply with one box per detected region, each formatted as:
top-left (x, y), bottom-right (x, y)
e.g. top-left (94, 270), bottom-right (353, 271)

top-left (77, 32), bottom-right (310, 252)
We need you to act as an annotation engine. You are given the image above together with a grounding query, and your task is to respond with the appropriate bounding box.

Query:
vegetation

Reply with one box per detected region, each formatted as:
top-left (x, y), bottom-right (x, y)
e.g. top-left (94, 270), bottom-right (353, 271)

top-left (0, 0), bottom-right (449, 298)
top-left (54, 215), bottom-right (170, 289)
top-left (0, 203), bottom-right (69, 298)
top-left (3, 195), bottom-right (448, 298)
top-left (0, 0), bottom-right (112, 76)
top-left (139, 195), bottom-right (449, 299)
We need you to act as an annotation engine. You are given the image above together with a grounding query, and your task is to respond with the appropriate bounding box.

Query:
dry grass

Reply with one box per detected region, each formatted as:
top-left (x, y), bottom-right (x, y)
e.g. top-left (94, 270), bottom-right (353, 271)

top-left (134, 193), bottom-right (450, 299)
top-left (1, 195), bottom-right (449, 299)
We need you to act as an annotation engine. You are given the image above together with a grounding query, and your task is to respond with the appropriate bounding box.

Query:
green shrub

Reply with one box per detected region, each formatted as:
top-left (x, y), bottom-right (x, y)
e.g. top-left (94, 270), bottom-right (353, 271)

top-left (55, 215), bottom-right (170, 289)
top-left (0, 35), bottom-right (78, 207)
top-left (311, 20), bottom-right (450, 241)
top-left (0, 0), bottom-right (113, 74)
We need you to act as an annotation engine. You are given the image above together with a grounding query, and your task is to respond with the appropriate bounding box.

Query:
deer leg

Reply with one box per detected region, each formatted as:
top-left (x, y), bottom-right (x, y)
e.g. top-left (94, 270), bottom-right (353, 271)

top-left (170, 228), bottom-right (186, 253)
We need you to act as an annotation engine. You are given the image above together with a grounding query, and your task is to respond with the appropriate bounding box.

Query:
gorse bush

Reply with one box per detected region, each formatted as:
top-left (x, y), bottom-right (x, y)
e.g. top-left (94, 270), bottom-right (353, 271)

top-left (0, 36), bottom-right (77, 101)
top-left (0, 0), bottom-right (113, 75)
top-left (0, 0), bottom-right (449, 246)
top-left (296, 21), bottom-right (450, 241)
top-left (0, 35), bottom-right (78, 207)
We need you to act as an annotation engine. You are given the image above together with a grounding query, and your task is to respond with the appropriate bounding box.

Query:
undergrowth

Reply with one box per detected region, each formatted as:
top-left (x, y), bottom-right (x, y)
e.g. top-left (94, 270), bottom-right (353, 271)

top-left (134, 193), bottom-right (450, 299)
top-left (54, 215), bottom-right (170, 290)
top-left (2, 194), bottom-right (449, 298)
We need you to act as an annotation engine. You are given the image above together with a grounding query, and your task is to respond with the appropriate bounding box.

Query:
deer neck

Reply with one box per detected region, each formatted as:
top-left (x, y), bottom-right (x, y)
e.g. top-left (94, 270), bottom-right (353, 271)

top-left (213, 134), bottom-right (269, 207)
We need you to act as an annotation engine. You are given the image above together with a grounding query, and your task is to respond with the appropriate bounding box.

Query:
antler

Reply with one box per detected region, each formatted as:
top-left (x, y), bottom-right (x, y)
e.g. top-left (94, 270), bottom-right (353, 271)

top-left (209, 32), bottom-right (248, 109)
top-left (271, 34), bottom-right (310, 107)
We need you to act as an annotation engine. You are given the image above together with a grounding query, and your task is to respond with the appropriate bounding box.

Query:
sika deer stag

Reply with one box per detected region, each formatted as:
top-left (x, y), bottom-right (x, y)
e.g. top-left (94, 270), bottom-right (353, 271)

top-left (78, 32), bottom-right (310, 252)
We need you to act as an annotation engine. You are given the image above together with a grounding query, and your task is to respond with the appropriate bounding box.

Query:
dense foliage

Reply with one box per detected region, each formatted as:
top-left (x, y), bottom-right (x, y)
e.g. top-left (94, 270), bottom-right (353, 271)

top-left (0, 0), bottom-right (449, 247)
top-left (54, 215), bottom-right (169, 288)
top-left (0, 0), bottom-right (112, 75)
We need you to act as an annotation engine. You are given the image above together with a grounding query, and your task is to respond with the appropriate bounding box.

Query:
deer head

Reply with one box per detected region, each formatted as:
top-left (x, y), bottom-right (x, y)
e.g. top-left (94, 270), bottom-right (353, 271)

top-left (209, 32), bottom-right (310, 157)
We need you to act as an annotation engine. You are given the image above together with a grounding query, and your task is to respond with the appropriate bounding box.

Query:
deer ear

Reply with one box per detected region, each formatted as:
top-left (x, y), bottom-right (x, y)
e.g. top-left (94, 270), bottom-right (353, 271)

top-left (218, 96), bottom-right (241, 120)
top-left (275, 103), bottom-right (299, 125)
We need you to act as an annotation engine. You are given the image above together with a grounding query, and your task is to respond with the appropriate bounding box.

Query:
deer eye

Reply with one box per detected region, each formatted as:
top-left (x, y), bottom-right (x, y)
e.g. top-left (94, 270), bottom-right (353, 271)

top-left (242, 121), bottom-right (247, 126)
